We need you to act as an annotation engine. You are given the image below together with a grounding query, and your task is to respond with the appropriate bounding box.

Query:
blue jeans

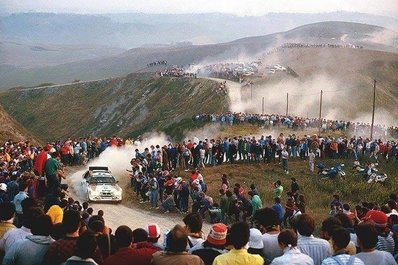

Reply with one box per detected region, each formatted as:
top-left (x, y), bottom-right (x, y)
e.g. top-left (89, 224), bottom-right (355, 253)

top-left (150, 190), bottom-right (159, 208)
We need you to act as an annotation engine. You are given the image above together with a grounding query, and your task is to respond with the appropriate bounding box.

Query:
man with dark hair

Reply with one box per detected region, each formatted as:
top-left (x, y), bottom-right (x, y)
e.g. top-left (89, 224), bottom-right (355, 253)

top-left (3, 214), bottom-right (54, 265)
top-left (64, 230), bottom-right (98, 265)
top-left (0, 207), bottom-right (42, 253)
top-left (104, 225), bottom-right (134, 265)
top-left (0, 202), bottom-right (16, 238)
top-left (321, 227), bottom-right (364, 265)
top-left (296, 214), bottom-right (331, 265)
top-left (183, 212), bottom-right (204, 249)
top-left (320, 217), bottom-right (356, 255)
top-left (12, 182), bottom-right (29, 227)
top-left (151, 224), bottom-right (204, 265)
top-left (253, 207), bottom-right (283, 263)
top-left (213, 222), bottom-right (263, 265)
top-left (355, 224), bottom-right (396, 265)
top-left (88, 215), bottom-right (116, 259)
top-left (43, 210), bottom-right (103, 265)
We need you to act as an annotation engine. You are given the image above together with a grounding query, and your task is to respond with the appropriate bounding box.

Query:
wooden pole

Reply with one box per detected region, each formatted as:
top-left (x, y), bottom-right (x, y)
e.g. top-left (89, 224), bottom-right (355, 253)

top-left (286, 93), bottom-right (289, 116)
top-left (318, 90), bottom-right (323, 136)
top-left (370, 79), bottom-right (376, 139)
top-left (262, 97), bottom-right (264, 114)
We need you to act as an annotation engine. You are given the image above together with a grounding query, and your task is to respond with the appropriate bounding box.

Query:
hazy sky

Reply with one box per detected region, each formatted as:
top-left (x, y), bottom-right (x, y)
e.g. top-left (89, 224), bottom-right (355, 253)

top-left (2, 0), bottom-right (398, 16)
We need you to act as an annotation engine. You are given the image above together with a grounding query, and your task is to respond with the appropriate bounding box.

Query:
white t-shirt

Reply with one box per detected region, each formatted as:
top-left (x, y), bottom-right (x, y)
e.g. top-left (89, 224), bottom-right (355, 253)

top-left (262, 232), bottom-right (284, 261)
top-left (355, 250), bottom-right (397, 265)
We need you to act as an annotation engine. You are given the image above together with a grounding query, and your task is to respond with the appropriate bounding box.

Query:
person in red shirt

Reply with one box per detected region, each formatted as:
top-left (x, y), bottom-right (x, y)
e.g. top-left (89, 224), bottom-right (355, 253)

top-left (104, 226), bottom-right (161, 265)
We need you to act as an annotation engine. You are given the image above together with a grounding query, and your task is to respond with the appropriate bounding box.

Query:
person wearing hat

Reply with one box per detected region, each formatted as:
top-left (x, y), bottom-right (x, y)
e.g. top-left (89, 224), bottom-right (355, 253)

top-left (248, 228), bottom-right (264, 258)
top-left (189, 223), bottom-right (228, 265)
top-left (213, 222), bottom-right (263, 265)
top-left (361, 210), bottom-right (395, 254)
top-left (145, 223), bottom-right (163, 249)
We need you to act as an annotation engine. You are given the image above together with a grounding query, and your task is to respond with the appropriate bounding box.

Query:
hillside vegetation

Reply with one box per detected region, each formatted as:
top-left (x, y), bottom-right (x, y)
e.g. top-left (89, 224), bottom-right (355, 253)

top-left (0, 74), bottom-right (229, 142)
top-left (0, 104), bottom-right (40, 144)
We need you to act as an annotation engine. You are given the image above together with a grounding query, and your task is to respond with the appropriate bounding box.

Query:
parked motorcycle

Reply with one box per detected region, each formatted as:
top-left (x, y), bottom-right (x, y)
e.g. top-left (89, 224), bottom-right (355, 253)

top-left (317, 163), bottom-right (346, 179)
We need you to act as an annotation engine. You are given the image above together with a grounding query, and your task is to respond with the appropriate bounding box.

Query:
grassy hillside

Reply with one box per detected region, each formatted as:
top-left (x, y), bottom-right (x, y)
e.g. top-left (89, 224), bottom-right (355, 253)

top-left (0, 74), bottom-right (229, 142)
top-left (0, 104), bottom-right (40, 144)
top-left (1, 21), bottom-right (396, 89)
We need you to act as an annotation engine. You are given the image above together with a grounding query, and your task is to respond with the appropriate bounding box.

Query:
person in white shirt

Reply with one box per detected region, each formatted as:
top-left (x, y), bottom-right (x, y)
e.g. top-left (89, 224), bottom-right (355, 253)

top-left (281, 148), bottom-right (289, 174)
top-left (355, 223), bottom-right (397, 265)
top-left (296, 214), bottom-right (332, 265)
top-left (271, 229), bottom-right (314, 265)
top-left (321, 227), bottom-right (364, 265)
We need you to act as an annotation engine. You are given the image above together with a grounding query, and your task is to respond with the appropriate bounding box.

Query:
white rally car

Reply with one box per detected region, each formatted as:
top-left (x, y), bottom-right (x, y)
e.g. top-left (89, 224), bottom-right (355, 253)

top-left (81, 166), bottom-right (122, 202)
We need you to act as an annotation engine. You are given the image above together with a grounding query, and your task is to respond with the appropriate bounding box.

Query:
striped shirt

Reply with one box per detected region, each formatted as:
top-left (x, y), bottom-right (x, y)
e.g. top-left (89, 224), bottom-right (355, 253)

top-left (376, 232), bottom-right (395, 254)
top-left (322, 254), bottom-right (364, 265)
top-left (298, 234), bottom-right (332, 265)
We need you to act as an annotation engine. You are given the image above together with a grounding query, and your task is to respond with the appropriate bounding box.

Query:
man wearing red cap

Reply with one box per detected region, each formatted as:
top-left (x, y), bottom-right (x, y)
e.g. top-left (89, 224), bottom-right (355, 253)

top-left (362, 210), bottom-right (395, 254)
top-left (189, 223), bottom-right (228, 265)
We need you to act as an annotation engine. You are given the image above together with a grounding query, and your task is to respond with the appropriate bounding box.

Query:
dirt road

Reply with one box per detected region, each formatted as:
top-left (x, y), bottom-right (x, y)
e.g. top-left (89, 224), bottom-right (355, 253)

top-left (66, 166), bottom-right (211, 239)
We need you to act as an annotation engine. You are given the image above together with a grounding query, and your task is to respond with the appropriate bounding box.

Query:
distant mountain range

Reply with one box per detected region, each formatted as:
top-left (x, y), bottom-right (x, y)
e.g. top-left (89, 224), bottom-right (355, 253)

top-left (1, 11), bottom-right (397, 48)
top-left (0, 21), bottom-right (396, 89)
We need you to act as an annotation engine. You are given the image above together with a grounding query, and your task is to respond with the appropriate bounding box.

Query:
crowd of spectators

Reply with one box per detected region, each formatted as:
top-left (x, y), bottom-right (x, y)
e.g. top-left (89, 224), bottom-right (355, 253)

top-left (157, 66), bottom-right (196, 78)
top-left (193, 112), bottom-right (398, 140)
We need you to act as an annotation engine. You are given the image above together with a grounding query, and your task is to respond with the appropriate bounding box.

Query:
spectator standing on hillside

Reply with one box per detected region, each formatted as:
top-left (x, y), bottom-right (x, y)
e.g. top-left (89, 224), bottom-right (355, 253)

top-left (321, 227), bottom-right (364, 265)
top-left (270, 229), bottom-right (314, 265)
top-left (355, 224), bottom-right (397, 265)
top-left (151, 224), bottom-right (204, 265)
top-left (281, 148), bottom-right (289, 174)
top-left (296, 214), bottom-right (332, 265)
top-left (2, 214), bottom-right (54, 265)
top-left (309, 151), bottom-right (316, 173)
top-left (291, 178), bottom-right (299, 201)
top-left (253, 208), bottom-right (283, 263)
top-left (248, 191), bottom-right (262, 217)
top-left (189, 223), bottom-right (228, 265)
top-left (274, 180), bottom-right (283, 199)
top-left (213, 222), bottom-right (263, 265)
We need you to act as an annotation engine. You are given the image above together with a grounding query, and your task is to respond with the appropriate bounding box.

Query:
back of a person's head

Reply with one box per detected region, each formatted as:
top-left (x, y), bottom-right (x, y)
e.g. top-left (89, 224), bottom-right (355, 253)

top-left (321, 217), bottom-right (342, 234)
top-left (88, 215), bottom-right (105, 233)
top-left (253, 207), bottom-right (279, 229)
top-left (0, 202), bottom-right (16, 221)
top-left (331, 227), bottom-right (350, 250)
top-left (98, 210), bottom-right (104, 216)
top-left (51, 223), bottom-right (66, 240)
top-left (278, 229), bottom-right (298, 247)
top-left (59, 199), bottom-right (68, 209)
top-left (132, 228), bottom-right (148, 243)
top-left (166, 224), bottom-right (188, 252)
top-left (23, 207), bottom-right (44, 229)
top-left (62, 210), bottom-right (81, 234)
top-left (19, 181), bottom-right (29, 192)
top-left (296, 213), bottom-right (315, 236)
top-left (21, 197), bottom-right (38, 214)
top-left (82, 202), bottom-right (89, 210)
top-left (274, 197), bottom-right (281, 203)
top-left (74, 230), bottom-right (98, 259)
top-left (230, 222), bottom-right (250, 249)
top-left (356, 223), bottom-right (378, 250)
top-left (115, 225), bottom-right (133, 248)
top-left (31, 214), bottom-right (53, 236)
top-left (334, 213), bottom-right (353, 228)
top-left (183, 212), bottom-right (202, 233)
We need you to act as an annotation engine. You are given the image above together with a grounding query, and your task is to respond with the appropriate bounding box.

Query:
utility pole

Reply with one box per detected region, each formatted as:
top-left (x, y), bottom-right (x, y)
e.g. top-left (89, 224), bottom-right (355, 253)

top-left (262, 97), bottom-right (265, 114)
top-left (250, 82), bottom-right (253, 101)
top-left (286, 93), bottom-right (289, 116)
top-left (370, 79), bottom-right (376, 139)
top-left (318, 90), bottom-right (323, 136)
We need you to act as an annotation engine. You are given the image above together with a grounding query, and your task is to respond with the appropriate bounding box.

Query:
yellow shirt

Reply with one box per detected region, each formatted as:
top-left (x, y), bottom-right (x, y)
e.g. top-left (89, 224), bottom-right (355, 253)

top-left (0, 222), bottom-right (16, 238)
top-left (46, 205), bottom-right (63, 224)
top-left (212, 248), bottom-right (264, 265)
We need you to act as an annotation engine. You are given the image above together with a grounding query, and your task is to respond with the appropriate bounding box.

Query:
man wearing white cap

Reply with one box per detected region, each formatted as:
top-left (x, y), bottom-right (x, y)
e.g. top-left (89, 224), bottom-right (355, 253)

top-left (189, 223), bottom-right (228, 265)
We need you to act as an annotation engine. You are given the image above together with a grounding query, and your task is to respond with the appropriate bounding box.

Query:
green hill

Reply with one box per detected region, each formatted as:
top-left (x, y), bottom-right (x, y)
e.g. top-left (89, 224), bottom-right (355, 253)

top-left (0, 74), bottom-right (229, 142)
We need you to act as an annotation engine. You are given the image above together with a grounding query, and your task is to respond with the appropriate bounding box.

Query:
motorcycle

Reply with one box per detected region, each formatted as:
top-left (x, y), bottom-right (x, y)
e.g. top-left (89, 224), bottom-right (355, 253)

top-left (352, 161), bottom-right (387, 183)
top-left (317, 163), bottom-right (346, 179)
